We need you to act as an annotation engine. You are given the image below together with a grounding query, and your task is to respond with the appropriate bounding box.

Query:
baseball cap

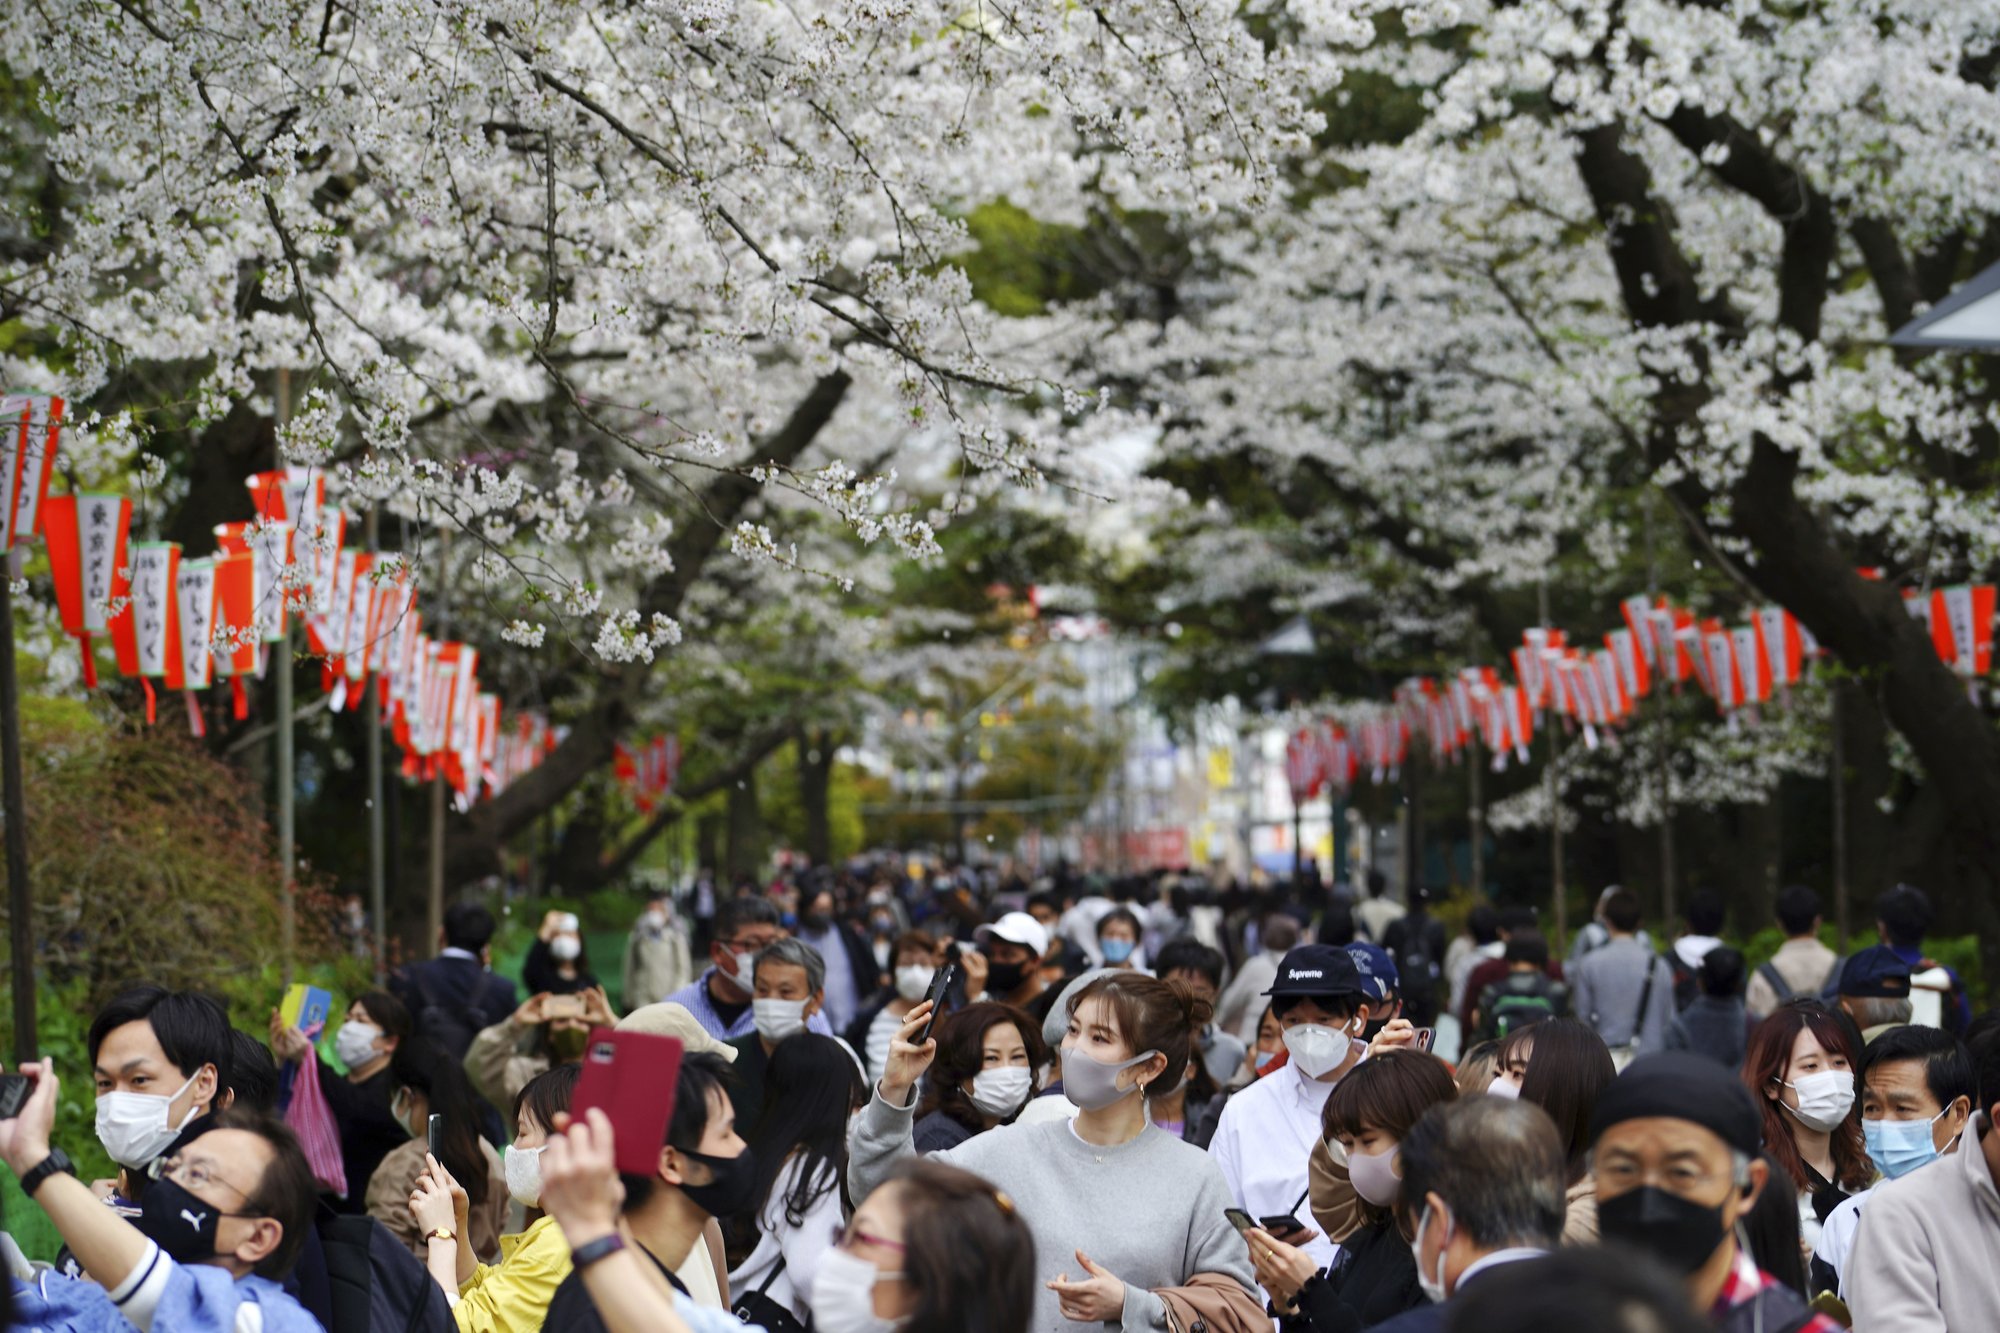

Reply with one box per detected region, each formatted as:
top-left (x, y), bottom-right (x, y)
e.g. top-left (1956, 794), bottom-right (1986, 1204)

top-left (1344, 942), bottom-right (1400, 1001)
top-left (616, 1002), bottom-right (738, 1063)
top-left (976, 911), bottom-right (1051, 958)
top-left (1836, 945), bottom-right (1913, 999)
top-left (1265, 944), bottom-right (1367, 1000)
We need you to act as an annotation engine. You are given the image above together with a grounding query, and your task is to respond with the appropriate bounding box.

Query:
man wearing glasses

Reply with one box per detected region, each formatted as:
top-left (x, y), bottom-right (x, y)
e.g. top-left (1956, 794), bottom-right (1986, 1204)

top-left (664, 897), bottom-right (835, 1042)
top-left (1, 1058), bottom-right (322, 1333)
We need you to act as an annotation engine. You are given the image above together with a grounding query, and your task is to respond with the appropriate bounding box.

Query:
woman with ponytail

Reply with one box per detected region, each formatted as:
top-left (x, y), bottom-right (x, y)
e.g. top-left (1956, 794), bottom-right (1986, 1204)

top-left (850, 970), bottom-right (1258, 1331)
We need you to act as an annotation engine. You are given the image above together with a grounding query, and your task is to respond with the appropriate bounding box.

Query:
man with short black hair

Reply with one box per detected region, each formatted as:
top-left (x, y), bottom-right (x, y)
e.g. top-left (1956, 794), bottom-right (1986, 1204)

top-left (1846, 1029), bottom-right (2000, 1330)
top-left (1747, 885), bottom-right (1838, 1020)
top-left (2, 1068), bottom-right (322, 1332)
top-left (389, 902), bottom-right (521, 1059)
top-left (1572, 889), bottom-right (1671, 1065)
top-left (539, 1052), bottom-right (750, 1330)
top-left (87, 985), bottom-right (235, 1181)
top-left (1156, 937), bottom-right (1249, 1085)
top-left (1811, 1025), bottom-right (1974, 1300)
top-left (1354, 870), bottom-right (1403, 945)
top-left (1364, 1097), bottom-right (1567, 1332)
top-left (664, 897), bottom-right (835, 1042)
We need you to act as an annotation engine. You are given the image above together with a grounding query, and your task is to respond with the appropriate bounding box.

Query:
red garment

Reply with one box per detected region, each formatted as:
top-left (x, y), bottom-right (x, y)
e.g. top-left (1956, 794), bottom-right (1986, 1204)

top-left (1712, 1252), bottom-right (1842, 1333)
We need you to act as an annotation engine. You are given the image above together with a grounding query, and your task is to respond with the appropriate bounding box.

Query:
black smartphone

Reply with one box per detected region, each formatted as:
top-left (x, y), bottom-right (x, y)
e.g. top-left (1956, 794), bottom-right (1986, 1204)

top-left (427, 1113), bottom-right (444, 1158)
top-left (1260, 1214), bottom-right (1308, 1237)
top-left (1223, 1207), bottom-right (1257, 1236)
top-left (916, 960), bottom-right (958, 1045)
top-left (0, 1072), bottom-right (32, 1119)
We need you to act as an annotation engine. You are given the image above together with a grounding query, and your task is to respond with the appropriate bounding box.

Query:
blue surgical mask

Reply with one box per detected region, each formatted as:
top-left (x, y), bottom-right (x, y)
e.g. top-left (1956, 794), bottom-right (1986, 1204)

top-left (1101, 938), bottom-right (1135, 964)
top-left (1863, 1106), bottom-right (1959, 1180)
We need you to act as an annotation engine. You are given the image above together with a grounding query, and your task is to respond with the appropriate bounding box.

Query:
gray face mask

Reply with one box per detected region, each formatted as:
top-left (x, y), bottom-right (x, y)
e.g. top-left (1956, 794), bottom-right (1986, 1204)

top-left (1059, 1045), bottom-right (1159, 1111)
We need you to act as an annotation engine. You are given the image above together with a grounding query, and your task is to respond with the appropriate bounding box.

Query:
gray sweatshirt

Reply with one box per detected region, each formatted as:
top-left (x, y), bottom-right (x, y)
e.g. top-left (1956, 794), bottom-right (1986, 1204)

top-left (848, 1087), bottom-right (1257, 1332)
top-left (1571, 936), bottom-right (1672, 1053)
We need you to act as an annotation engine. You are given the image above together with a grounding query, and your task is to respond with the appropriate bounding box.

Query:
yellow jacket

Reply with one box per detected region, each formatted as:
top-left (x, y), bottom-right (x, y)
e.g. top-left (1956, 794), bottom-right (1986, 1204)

top-left (452, 1215), bottom-right (571, 1333)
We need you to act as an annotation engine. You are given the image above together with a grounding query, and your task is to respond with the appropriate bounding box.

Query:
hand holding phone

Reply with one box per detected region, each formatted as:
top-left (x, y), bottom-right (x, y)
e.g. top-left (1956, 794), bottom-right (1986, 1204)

top-left (1224, 1207), bottom-right (1257, 1236)
top-left (0, 1072), bottom-right (33, 1120)
top-left (916, 961), bottom-right (957, 1046)
top-left (427, 1113), bottom-right (444, 1158)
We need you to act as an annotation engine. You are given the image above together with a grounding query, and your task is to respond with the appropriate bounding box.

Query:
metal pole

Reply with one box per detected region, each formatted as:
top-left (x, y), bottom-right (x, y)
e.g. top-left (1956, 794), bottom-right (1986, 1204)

top-left (1468, 734), bottom-right (1484, 897)
top-left (1831, 680), bottom-right (1849, 951)
top-left (275, 371), bottom-right (296, 987)
top-left (365, 506), bottom-right (386, 985)
top-left (1, 566), bottom-right (40, 1064)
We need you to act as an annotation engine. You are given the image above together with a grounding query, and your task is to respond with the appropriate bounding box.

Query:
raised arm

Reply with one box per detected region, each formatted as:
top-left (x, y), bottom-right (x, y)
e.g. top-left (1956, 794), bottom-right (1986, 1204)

top-left (846, 1000), bottom-right (937, 1202)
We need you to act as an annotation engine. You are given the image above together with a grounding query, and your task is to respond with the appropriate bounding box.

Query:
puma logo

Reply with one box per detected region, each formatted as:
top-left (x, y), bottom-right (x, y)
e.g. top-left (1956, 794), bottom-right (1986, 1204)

top-left (181, 1208), bottom-right (208, 1230)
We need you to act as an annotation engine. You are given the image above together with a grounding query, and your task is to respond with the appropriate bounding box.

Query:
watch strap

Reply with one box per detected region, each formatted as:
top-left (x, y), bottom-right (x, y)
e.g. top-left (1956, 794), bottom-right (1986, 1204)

top-left (570, 1232), bottom-right (626, 1270)
top-left (20, 1148), bottom-right (76, 1199)
top-left (426, 1227), bottom-right (457, 1243)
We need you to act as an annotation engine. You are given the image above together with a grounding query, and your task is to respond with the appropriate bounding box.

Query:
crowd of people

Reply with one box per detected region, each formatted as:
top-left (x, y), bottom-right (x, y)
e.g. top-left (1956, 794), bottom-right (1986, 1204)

top-left (4, 860), bottom-right (1998, 1333)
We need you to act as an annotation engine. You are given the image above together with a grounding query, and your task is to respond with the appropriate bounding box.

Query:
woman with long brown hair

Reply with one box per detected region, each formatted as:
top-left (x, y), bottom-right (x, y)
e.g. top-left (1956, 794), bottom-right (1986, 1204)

top-left (1497, 1017), bottom-right (1617, 1244)
top-left (1741, 999), bottom-right (1872, 1246)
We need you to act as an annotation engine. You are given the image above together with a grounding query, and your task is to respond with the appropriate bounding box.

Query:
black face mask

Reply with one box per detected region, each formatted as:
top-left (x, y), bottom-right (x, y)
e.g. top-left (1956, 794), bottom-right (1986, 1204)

top-left (983, 953), bottom-right (1027, 996)
top-left (137, 1176), bottom-right (244, 1264)
top-left (1597, 1184), bottom-right (1729, 1275)
top-left (801, 912), bottom-right (831, 933)
top-left (679, 1145), bottom-right (759, 1219)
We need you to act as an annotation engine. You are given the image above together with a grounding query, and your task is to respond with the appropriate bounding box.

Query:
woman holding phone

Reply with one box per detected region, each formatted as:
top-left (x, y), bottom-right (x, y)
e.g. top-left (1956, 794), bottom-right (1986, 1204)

top-left (1243, 1050), bottom-right (1456, 1332)
top-left (539, 1107), bottom-right (1039, 1333)
top-left (850, 971), bottom-right (1259, 1330)
top-left (911, 1002), bottom-right (1049, 1153)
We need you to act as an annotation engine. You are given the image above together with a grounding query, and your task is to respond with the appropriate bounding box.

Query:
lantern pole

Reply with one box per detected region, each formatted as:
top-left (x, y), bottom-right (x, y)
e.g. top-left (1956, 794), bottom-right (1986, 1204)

top-left (1, 554), bottom-right (38, 1065)
top-left (276, 372), bottom-right (296, 987)
top-left (365, 504), bottom-right (387, 985)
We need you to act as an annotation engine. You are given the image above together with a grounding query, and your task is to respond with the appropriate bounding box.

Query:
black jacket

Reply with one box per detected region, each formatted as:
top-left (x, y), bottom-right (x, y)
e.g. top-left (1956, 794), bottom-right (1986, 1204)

top-left (389, 955), bottom-right (519, 1048)
top-left (1280, 1218), bottom-right (1423, 1333)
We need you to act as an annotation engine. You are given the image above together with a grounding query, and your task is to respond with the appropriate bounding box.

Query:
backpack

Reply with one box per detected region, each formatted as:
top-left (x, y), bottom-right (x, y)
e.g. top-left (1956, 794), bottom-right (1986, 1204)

top-left (410, 969), bottom-right (485, 1060)
top-left (318, 1213), bottom-right (455, 1333)
top-left (1389, 915), bottom-right (1445, 1027)
top-left (1478, 973), bottom-right (1568, 1041)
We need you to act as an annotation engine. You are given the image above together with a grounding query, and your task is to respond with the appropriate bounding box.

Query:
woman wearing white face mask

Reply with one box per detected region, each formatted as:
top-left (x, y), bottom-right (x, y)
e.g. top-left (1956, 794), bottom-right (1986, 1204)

top-left (1247, 1051), bottom-right (1458, 1332)
top-left (366, 1036), bottom-right (509, 1262)
top-left (857, 932), bottom-right (946, 1080)
top-left (851, 971), bottom-right (1261, 1331)
top-left (1743, 1000), bottom-right (1872, 1250)
top-left (911, 1003), bottom-right (1050, 1153)
top-left (411, 1062), bottom-right (582, 1332)
top-left (1209, 945), bottom-right (1376, 1283)
top-left (269, 989), bottom-right (412, 1213)
top-left (524, 909), bottom-right (601, 997)
top-left (538, 1108), bottom-right (1039, 1333)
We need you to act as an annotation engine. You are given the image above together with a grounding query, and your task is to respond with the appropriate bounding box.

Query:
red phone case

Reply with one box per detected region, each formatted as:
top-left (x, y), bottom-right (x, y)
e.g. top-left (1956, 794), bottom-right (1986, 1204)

top-left (571, 1028), bottom-right (685, 1176)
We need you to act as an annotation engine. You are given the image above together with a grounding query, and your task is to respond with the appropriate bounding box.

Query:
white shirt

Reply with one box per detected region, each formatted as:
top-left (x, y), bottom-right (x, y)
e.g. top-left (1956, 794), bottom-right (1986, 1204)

top-left (728, 1153), bottom-right (846, 1323)
top-left (1209, 1059), bottom-right (1341, 1274)
top-left (1814, 1185), bottom-right (1873, 1297)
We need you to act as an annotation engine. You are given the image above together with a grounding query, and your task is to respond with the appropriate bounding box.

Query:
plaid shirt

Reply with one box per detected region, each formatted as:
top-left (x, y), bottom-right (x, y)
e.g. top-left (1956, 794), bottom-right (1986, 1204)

top-left (663, 968), bottom-right (836, 1041)
top-left (1712, 1249), bottom-right (1843, 1333)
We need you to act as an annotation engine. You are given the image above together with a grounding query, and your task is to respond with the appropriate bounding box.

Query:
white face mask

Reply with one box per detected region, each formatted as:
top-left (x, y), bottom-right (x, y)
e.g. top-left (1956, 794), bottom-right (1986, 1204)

top-left (642, 909), bottom-right (668, 932)
top-left (811, 1246), bottom-right (903, 1333)
top-left (967, 1066), bottom-right (1034, 1119)
top-left (550, 934), bottom-right (582, 962)
top-left (894, 965), bottom-right (935, 1002)
top-left (754, 997), bottom-right (809, 1043)
top-left (1281, 1020), bottom-right (1361, 1080)
top-left (1409, 1202), bottom-right (1452, 1304)
top-left (96, 1069), bottom-right (204, 1170)
top-left (726, 949), bottom-right (759, 993)
top-left (1782, 1069), bottom-right (1856, 1133)
top-left (1487, 1074), bottom-right (1521, 1100)
top-left (334, 1020), bottom-right (383, 1070)
top-left (504, 1143), bottom-right (545, 1208)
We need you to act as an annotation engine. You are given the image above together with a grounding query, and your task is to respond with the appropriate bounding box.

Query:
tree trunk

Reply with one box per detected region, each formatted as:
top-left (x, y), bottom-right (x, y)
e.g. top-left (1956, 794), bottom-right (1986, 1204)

top-left (724, 779), bottom-right (763, 883)
top-left (798, 727), bottom-right (836, 868)
top-left (443, 371), bottom-right (851, 885)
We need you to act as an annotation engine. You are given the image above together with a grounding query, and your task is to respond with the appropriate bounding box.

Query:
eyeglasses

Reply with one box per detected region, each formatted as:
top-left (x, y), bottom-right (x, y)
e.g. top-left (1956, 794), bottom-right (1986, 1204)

top-left (148, 1154), bottom-right (258, 1208)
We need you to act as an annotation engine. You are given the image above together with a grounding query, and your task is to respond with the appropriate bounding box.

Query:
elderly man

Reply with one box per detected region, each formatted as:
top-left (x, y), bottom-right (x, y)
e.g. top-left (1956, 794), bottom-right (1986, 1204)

top-left (1831, 946), bottom-right (1913, 1043)
top-left (1589, 1052), bottom-right (1842, 1332)
top-left (725, 937), bottom-right (840, 1129)
top-left (1364, 1096), bottom-right (1568, 1332)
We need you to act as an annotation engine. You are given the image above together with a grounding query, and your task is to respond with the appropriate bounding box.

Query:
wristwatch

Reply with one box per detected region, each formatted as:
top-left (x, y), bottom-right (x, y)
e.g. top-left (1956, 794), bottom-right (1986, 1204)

top-left (20, 1148), bottom-right (76, 1199)
top-left (571, 1232), bottom-right (626, 1270)
top-left (426, 1227), bottom-right (457, 1244)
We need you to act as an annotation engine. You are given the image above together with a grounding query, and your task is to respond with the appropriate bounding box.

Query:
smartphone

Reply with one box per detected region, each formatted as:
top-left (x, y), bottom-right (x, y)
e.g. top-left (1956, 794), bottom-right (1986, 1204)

top-left (558, 912), bottom-right (579, 933)
top-left (544, 994), bottom-right (586, 1021)
top-left (1223, 1207), bottom-right (1257, 1236)
top-left (0, 1072), bottom-right (33, 1119)
top-left (1260, 1215), bottom-right (1308, 1236)
top-left (916, 960), bottom-right (958, 1045)
top-left (572, 1028), bottom-right (686, 1176)
top-left (427, 1113), bottom-right (444, 1158)
top-left (1414, 1027), bottom-right (1435, 1054)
